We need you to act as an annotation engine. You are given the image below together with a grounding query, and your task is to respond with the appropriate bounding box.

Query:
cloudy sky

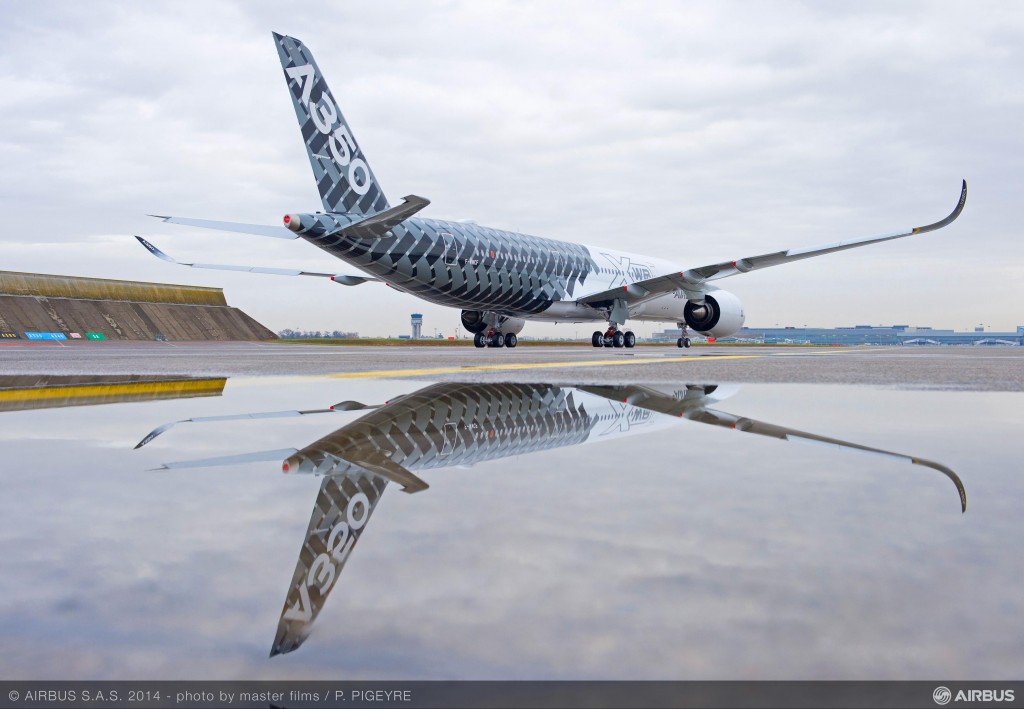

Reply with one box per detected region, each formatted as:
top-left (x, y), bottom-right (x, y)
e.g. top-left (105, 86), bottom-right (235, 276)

top-left (1, 1), bottom-right (1021, 337)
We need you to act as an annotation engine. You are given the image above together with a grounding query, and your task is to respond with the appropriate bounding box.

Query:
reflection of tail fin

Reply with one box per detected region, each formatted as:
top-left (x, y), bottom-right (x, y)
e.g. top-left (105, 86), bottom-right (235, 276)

top-left (272, 32), bottom-right (389, 216)
top-left (271, 471), bottom-right (389, 656)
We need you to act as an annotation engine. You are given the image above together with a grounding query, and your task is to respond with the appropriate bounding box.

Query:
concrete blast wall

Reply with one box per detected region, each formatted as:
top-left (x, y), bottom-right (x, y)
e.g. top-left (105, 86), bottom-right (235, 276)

top-left (0, 271), bottom-right (227, 305)
top-left (0, 271), bottom-right (275, 341)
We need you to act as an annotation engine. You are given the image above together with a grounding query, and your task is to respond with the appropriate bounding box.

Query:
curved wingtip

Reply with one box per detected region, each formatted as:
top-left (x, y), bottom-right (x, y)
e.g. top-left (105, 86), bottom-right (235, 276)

top-left (913, 179), bottom-right (967, 234)
top-left (134, 235), bottom-right (176, 263)
top-left (913, 457), bottom-right (967, 513)
top-left (134, 421), bottom-right (176, 449)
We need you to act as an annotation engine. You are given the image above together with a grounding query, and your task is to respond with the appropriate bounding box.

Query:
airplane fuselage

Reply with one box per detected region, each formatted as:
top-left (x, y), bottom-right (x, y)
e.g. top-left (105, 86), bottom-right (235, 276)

top-left (300, 215), bottom-right (688, 324)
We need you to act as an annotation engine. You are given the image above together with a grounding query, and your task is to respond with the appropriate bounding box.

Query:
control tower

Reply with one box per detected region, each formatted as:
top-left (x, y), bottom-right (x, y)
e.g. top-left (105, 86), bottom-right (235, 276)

top-left (411, 313), bottom-right (423, 339)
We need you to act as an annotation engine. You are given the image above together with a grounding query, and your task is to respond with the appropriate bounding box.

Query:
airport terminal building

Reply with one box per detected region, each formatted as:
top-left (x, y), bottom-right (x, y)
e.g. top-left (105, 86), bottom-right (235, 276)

top-left (655, 325), bottom-right (1024, 346)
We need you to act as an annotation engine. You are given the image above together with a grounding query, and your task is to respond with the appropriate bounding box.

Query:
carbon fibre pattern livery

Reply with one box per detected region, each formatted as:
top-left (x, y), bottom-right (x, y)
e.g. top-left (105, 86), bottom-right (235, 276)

top-left (271, 383), bottom-right (597, 655)
top-left (271, 471), bottom-right (387, 657)
top-left (271, 32), bottom-right (602, 317)
top-left (291, 383), bottom-right (596, 475)
top-left (305, 218), bottom-right (597, 315)
top-left (274, 33), bottom-right (389, 216)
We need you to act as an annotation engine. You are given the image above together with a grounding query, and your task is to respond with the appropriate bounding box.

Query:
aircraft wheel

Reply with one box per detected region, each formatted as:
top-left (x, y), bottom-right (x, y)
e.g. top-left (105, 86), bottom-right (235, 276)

top-left (504, 333), bottom-right (518, 348)
top-left (603, 336), bottom-right (613, 347)
top-left (683, 337), bottom-right (691, 349)
top-left (591, 331), bottom-right (603, 347)
top-left (490, 332), bottom-right (504, 348)
top-left (474, 332), bottom-right (487, 348)
top-left (612, 331), bottom-right (625, 348)
top-left (624, 331), bottom-right (636, 348)
top-left (676, 337), bottom-right (684, 348)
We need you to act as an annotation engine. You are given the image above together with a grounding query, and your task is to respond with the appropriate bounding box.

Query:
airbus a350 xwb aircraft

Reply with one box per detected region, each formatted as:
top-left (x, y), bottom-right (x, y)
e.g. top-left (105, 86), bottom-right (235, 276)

top-left (137, 32), bottom-right (967, 349)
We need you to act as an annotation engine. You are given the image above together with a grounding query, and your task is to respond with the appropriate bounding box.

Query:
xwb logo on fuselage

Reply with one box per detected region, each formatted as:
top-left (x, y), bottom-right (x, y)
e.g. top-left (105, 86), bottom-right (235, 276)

top-left (601, 253), bottom-right (654, 287)
top-left (286, 63), bottom-right (371, 196)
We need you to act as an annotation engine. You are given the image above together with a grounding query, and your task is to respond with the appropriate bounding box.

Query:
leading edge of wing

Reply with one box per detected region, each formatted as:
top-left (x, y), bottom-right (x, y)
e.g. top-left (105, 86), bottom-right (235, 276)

top-left (149, 215), bottom-right (298, 240)
top-left (577, 180), bottom-right (967, 307)
top-left (696, 179), bottom-right (968, 280)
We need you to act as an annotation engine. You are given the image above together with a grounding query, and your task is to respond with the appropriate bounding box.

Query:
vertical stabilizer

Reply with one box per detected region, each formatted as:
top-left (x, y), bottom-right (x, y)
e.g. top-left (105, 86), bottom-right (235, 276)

top-left (272, 32), bottom-right (389, 215)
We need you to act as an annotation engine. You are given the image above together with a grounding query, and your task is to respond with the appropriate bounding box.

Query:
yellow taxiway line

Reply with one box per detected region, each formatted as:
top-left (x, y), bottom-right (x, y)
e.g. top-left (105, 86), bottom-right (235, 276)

top-left (324, 350), bottom-right (855, 379)
top-left (0, 379), bottom-right (226, 402)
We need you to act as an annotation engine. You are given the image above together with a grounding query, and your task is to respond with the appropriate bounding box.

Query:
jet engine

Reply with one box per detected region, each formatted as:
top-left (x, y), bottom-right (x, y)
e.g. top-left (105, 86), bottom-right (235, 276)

top-left (497, 317), bottom-right (526, 335)
top-left (461, 310), bottom-right (526, 335)
top-left (460, 310), bottom-right (488, 333)
top-left (683, 290), bottom-right (745, 338)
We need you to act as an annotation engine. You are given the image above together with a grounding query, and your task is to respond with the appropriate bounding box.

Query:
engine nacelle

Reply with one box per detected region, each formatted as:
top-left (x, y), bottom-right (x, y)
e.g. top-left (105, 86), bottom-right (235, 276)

top-left (460, 310), bottom-right (488, 333)
top-left (498, 317), bottom-right (526, 335)
top-left (461, 310), bottom-right (526, 335)
top-left (683, 290), bottom-right (745, 338)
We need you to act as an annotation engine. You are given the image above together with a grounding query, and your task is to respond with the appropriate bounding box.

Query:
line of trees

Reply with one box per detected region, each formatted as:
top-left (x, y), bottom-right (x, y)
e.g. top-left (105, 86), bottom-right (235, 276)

top-left (277, 329), bottom-right (359, 339)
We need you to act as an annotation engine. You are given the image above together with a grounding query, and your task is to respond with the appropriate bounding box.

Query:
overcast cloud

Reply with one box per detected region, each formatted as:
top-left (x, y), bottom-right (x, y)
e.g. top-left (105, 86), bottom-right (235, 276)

top-left (1, 1), bottom-right (1021, 337)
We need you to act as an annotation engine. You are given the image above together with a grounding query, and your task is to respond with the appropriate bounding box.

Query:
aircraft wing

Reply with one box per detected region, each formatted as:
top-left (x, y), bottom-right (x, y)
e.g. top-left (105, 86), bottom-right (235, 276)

top-left (579, 384), bottom-right (966, 513)
top-left (133, 405), bottom-right (355, 449)
top-left (134, 236), bottom-right (379, 285)
top-left (579, 180), bottom-right (967, 306)
top-left (692, 405), bottom-right (967, 513)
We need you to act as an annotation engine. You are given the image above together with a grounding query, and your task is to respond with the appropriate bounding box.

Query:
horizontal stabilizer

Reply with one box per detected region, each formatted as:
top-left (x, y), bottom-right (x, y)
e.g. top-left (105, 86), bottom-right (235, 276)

top-left (348, 450), bottom-right (429, 493)
top-left (332, 194), bottom-right (430, 239)
top-left (149, 215), bottom-right (298, 240)
top-left (134, 236), bottom-right (378, 285)
top-left (151, 448), bottom-right (299, 471)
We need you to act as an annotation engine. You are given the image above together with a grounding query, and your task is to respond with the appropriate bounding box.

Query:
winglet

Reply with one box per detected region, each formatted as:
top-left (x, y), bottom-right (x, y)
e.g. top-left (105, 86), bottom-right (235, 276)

top-left (913, 179), bottom-right (967, 234)
top-left (134, 421), bottom-right (177, 449)
top-left (134, 235), bottom-right (179, 264)
top-left (912, 457), bottom-right (968, 513)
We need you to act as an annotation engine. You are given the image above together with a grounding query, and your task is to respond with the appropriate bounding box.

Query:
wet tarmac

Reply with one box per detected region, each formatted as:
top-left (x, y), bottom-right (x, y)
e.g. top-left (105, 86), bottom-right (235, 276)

top-left (0, 371), bottom-right (1021, 680)
top-left (0, 342), bottom-right (1022, 390)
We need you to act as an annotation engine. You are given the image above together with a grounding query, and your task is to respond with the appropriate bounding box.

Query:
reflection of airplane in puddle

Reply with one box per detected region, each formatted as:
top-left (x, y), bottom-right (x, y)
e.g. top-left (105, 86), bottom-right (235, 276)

top-left (138, 382), bottom-right (966, 657)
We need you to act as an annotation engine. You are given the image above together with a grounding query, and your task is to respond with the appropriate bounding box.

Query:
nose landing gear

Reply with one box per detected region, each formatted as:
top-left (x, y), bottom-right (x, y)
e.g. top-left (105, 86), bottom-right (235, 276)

top-left (676, 322), bottom-right (691, 348)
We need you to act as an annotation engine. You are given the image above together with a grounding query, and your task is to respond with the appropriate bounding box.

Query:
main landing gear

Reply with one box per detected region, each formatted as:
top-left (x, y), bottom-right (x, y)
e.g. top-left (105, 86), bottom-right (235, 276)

top-left (591, 326), bottom-right (635, 349)
top-left (474, 330), bottom-right (517, 348)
